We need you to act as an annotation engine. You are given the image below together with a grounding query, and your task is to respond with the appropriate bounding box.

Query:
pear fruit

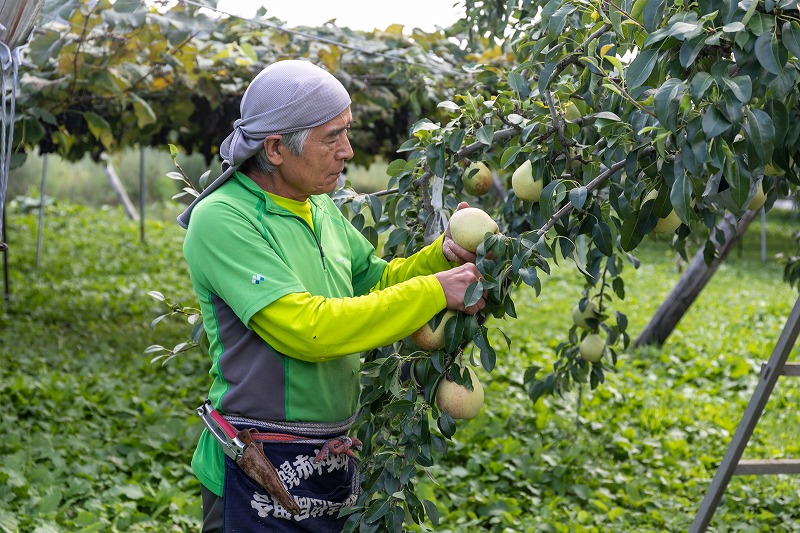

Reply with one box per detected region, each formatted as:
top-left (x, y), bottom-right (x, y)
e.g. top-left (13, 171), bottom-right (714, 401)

top-left (653, 210), bottom-right (682, 234)
top-left (436, 366), bottom-right (484, 419)
top-left (462, 162), bottom-right (493, 197)
top-left (572, 301), bottom-right (598, 330)
top-left (448, 207), bottom-right (499, 253)
top-left (645, 189), bottom-right (682, 234)
top-left (411, 310), bottom-right (457, 351)
top-left (579, 333), bottom-right (605, 362)
top-left (748, 180), bottom-right (766, 211)
top-left (511, 160), bottom-right (544, 202)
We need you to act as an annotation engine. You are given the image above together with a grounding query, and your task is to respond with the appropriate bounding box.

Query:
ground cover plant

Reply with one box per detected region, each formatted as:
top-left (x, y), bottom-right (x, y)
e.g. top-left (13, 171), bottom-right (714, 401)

top-left (1, 200), bottom-right (799, 532)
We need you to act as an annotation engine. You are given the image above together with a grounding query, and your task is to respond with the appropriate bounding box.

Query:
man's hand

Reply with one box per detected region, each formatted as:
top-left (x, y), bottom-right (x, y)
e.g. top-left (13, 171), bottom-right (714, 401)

top-left (442, 202), bottom-right (477, 264)
top-left (434, 263), bottom-right (486, 315)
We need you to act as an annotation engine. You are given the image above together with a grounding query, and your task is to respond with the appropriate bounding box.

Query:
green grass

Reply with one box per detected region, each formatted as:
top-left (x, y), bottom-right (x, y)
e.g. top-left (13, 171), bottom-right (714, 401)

top-left (1, 200), bottom-right (799, 532)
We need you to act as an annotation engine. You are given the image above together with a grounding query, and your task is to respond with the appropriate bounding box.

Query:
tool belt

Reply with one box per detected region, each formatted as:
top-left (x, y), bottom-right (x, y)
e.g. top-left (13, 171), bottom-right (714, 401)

top-left (223, 413), bottom-right (362, 464)
top-left (197, 400), bottom-right (361, 516)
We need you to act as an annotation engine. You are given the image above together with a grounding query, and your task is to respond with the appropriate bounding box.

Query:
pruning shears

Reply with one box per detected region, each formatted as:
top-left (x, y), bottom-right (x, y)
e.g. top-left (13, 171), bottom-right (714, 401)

top-left (195, 400), bottom-right (301, 515)
top-left (197, 399), bottom-right (247, 461)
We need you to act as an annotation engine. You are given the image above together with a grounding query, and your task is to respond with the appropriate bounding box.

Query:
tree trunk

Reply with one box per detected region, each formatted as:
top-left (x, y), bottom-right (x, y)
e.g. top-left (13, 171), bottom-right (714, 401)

top-left (101, 153), bottom-right (138, 221)
top-left (634, 209), bottom-right (759, 348)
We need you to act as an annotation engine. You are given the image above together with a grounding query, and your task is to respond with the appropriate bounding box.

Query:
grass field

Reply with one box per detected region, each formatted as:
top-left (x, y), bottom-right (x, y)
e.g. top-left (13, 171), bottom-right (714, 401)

top-left (1, 198), bottom-right (799, 532)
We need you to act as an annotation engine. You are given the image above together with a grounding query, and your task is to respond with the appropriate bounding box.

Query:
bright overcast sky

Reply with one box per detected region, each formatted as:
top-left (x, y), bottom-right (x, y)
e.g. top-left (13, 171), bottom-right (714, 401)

top-left (215, 0), bottom-right (465, 32)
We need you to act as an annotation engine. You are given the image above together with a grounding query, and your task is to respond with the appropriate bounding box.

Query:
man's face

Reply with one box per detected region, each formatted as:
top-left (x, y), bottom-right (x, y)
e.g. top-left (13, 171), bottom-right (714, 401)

top-left (274, 107), bottom-right (354, 201)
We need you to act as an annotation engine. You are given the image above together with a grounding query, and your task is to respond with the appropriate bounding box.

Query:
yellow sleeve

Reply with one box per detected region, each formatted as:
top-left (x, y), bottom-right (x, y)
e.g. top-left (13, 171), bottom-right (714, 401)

top-left (249, 275), bottom-right (446, 362)
top-left (374, 234), bottom-right (454, 290)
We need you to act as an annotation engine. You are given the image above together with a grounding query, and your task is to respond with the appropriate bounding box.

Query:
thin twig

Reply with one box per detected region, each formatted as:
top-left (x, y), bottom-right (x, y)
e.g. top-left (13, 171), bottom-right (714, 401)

top-left (536, 146), bottom-right (655, 236)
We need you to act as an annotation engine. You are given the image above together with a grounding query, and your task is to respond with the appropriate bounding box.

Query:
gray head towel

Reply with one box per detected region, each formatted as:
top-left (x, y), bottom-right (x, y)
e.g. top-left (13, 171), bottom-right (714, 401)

top-left (177, 60), bottom-right (351, 228)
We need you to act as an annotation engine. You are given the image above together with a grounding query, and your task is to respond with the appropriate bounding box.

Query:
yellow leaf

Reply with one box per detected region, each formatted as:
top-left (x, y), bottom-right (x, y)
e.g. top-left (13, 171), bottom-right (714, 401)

top-left (600, 44), bottom-right (614, 57)
top-left (384, 23), bottom-right (405, 35)
top-left (151, 77), bottom-right (170, 91)
top-left (318, 47), bottom-right (342, 71)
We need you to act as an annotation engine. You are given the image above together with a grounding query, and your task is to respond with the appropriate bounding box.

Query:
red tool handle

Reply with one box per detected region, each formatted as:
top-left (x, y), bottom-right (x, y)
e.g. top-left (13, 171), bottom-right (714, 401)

top-left (208, 407), bottom-right (239, 440)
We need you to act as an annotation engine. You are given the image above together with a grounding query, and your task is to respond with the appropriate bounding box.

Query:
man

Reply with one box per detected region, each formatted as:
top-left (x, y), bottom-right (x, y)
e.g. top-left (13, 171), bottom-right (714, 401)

top-left (179, 59), bottom-right (485, 532)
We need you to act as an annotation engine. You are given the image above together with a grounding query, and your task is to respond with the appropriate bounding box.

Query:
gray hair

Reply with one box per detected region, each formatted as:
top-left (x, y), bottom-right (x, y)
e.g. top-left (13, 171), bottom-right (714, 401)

top-left (242, 128), bottom-right (313, 175)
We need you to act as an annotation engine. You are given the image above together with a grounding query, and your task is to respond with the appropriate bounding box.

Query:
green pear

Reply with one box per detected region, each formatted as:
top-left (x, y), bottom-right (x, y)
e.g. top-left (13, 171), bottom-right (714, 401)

top-left (436, 366), bottom-right (485, 419)
top-left (748, 180), bottom-right (766, 211)
top-left (572, 301), bottom-right (598, 329)
top-left (645, 189), bottom-right (682, 234)
top-left (411, 310), bottom-right (457, 351)
top-left (579, 333), bottom-right (605, 362)
top-left (511, 160), bottom-right (543, 202)
top-left (448, 207), bottom-right (499, 253)
top-left (462, 162), bottom-right (493, 197)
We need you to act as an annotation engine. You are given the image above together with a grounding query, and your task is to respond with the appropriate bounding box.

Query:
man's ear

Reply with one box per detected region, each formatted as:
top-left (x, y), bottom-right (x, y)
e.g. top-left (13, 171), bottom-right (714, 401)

top-left (263, 135), bottom-right (283, 165)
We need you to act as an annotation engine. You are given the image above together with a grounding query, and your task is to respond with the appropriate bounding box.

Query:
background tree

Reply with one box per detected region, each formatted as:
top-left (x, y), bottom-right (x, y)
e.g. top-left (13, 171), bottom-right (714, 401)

top-left (14, 0), bottom-right (475, 169)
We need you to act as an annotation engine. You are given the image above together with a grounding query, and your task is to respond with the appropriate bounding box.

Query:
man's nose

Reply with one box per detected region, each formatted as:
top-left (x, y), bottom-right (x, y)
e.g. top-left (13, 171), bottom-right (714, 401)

top-left (338, 135), bottom-right (354, 160)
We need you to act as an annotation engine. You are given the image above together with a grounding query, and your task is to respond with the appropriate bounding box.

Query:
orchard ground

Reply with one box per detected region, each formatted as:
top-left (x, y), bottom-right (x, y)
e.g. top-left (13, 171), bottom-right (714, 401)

top-left (1, 195), bottom-right (800, 532)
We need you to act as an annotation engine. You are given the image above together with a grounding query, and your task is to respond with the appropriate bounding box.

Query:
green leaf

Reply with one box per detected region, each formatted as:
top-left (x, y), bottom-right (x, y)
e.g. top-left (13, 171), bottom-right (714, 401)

top-left (364, 497), bottom-right (392, 524)
top-left (643, 0), bottom-right (665, 32)
top-left (722, 21), bottom-right (745, 32)
top-left (438, 100), bottom-right (460, 113)
top-left (366, 194), bottom-right (382, 222)
top-left (538, 61), bottom-right (557, 93)
top-left (594, 111), bottom-right (622, 121)
top-left (437, 412), bottom-right (456, 438)
top-left (425, 144), bottom-right (446, 177)
top-left (386, 158), bottom-right (408, 178)
top-left (744, 109), bottom-right (776, 165)
top-left (591, 222), bottom-right (613, 256)
top-left (540, 179), bottom-right (567, 221)
top-left (547, 2), bottom-right (576, 35)
top-left (680, 36), bottom-right (706, 68)
top-left (689, 72), bottom-right (714, 101)
top-left (448, 129), bottom-right (467, 153)
top-left (619, 208), bottom-right (649, 251)
top-left (37, 491), bottom-right (62, 514)
top-left (507, 71), bottom-right (530, 98)
top-left (473, 327), bottom-right (497, 372)
top-left (701, 106), bottom-right (732, 138)
top-left (476, 125), bottom-right (494, 145)
top-left (423, 500), bottom-right (440, 526)
top-left (723, 147), bottom-right (749, 209)
top-left (782, 21), bottom-right (800, 59)
top-left (500, 146), bottom-right (522, 169)
top-left (671, 165), bottom-right (693, 224)
top-left (625, 49), bottom-right (659, 90)
top-left (668, 21), bottom-right (703, 41)
top-left (464, 281), bottom-right (484, 308)
top-left (84, 112), bottom-right (114, 149)
top-left (740, 0), bottom-right (759, 26)
top-left (568, 186), bottom-right (587, 210)
top-left (754, 32), bottom-right (782, 75)
top-left (653, 78), bottom-right (685, 132)
top-left (130, 94), bottom-right (157, 128)
top-left (721, 76), bottom-right (753, 104)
